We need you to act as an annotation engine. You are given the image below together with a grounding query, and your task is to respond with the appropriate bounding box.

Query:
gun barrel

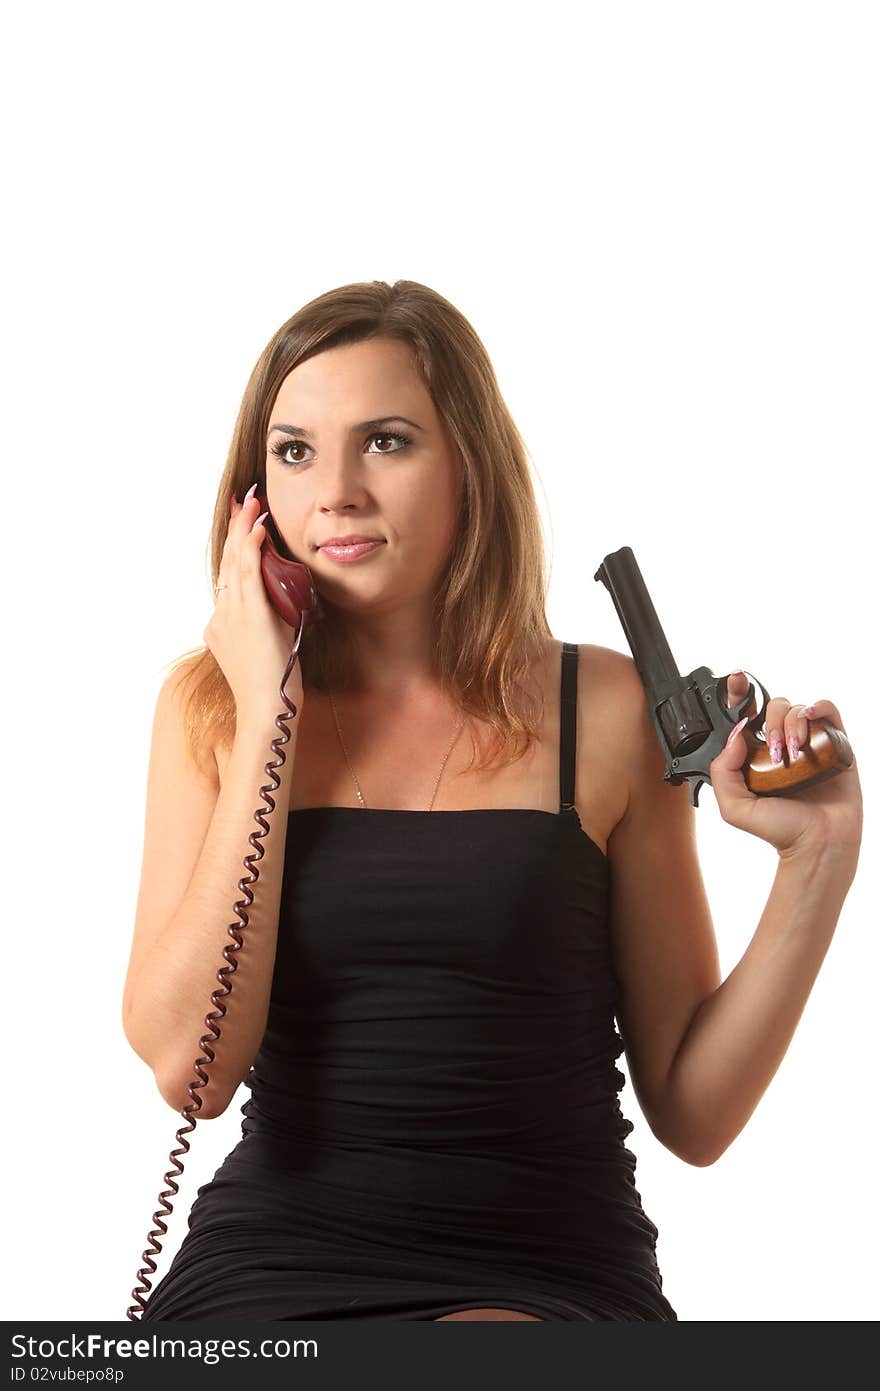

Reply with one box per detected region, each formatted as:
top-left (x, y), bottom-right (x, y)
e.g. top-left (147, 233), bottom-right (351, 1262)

top-left (594, 546), bottom-right (680, 690)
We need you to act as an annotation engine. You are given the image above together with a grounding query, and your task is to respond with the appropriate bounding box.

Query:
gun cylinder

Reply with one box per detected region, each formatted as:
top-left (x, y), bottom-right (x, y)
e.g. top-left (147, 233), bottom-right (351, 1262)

top-left (659, 688), bottom-right (713, 757)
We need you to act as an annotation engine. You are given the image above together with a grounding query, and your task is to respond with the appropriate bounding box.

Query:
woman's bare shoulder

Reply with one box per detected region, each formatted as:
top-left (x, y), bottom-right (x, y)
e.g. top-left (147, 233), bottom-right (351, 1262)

top-left (574, 642), bottom-right (638, 847)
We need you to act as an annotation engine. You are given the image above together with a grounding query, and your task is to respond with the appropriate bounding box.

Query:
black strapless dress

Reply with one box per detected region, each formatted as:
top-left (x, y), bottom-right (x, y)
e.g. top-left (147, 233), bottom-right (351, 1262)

top-left (140, 642), bottom-right (677, 1321)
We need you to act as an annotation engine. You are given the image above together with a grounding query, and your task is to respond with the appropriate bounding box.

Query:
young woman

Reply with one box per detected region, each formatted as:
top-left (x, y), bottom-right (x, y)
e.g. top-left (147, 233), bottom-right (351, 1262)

top-left (122, 280), bottom-right (862, 1321)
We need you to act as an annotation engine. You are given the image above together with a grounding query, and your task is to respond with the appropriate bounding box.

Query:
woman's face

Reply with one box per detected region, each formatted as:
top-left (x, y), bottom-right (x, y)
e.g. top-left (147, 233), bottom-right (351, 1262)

top-left (265, 338), bottom-right (463, 615)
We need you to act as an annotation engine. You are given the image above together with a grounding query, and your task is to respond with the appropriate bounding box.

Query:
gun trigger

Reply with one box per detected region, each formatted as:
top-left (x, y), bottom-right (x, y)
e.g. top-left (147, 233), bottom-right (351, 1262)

top-left (690, 777), bottom-right (703, 809)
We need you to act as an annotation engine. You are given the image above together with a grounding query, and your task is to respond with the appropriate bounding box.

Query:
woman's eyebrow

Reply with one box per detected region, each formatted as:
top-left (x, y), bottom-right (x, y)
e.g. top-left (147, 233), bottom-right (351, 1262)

top-left (267, 416), bottom-right (425, 440)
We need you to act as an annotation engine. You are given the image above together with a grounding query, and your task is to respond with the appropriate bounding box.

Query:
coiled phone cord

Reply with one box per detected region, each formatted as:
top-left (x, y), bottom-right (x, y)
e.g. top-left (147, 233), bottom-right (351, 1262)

top-left (126, 611), bottom-right (306, 1320)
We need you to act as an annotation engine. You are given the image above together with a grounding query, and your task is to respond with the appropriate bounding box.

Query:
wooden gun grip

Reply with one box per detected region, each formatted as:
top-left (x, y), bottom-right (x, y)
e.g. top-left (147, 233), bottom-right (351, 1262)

top-left (743, 719), bottom-right (853, 795)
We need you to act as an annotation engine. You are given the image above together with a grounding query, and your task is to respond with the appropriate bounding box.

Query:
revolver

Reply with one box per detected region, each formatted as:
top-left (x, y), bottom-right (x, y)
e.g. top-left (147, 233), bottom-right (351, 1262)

top-left (594, 546), bottom-right (853, 809)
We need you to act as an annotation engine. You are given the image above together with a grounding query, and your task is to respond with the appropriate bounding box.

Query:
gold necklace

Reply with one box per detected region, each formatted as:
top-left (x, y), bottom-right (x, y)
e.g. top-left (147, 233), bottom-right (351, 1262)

top-left (328, 691), bottom-right (466, 811)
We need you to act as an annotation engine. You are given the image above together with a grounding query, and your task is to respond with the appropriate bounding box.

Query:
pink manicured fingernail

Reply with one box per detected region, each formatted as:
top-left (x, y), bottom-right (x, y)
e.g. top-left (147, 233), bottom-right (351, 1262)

top-left (726, 715), bottom-right (748, 747)
top-left (244, 482), bottom-right (258, 503)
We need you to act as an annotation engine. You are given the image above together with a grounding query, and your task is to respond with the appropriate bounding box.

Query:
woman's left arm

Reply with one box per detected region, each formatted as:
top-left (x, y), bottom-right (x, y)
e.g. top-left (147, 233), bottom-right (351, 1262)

top-left (663, 845), bottom-right (857, 1167)
top-left (662, 676), bottom-right (862, 1166)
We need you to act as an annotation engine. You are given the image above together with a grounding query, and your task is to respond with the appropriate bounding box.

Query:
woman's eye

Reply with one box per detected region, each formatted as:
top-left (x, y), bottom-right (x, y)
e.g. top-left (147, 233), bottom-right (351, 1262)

top-left (269, 431), bottom-right (411, 468)
top-left (273, 440), bottom-right (306, 465)
top-left (369, 431), bottom-right (410, 453)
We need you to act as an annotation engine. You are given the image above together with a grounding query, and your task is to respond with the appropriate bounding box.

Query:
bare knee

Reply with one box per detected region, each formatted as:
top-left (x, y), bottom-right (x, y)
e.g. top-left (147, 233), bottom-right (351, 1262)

top-left (434, 1307), bottom-right (543, 1321)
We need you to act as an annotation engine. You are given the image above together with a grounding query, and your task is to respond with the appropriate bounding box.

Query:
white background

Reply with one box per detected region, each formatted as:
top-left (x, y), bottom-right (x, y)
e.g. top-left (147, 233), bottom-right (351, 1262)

top-left (3, 0), bottom-right (876, 1323)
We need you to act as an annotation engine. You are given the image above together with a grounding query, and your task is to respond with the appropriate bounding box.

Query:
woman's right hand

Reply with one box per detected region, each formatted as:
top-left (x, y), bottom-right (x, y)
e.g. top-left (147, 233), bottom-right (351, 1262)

top-left (203, 485), bottom-right (305, 731)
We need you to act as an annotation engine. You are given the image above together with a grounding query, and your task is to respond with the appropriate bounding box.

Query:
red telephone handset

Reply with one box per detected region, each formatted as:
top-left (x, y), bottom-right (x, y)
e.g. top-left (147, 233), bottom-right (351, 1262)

top-left (126, 488), bottom-right (325, 1321)
top-left (253, 489), bottom-right (325, 633)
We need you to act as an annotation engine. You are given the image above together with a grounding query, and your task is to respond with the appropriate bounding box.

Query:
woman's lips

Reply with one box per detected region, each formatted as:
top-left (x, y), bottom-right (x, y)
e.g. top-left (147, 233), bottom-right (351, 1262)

top-left (319, 540), bottom-right (385, 562)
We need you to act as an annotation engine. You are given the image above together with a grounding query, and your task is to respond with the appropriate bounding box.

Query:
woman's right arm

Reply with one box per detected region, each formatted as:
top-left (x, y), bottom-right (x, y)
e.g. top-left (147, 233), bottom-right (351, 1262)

top-left (122, 667), bottom-right (300, 1120)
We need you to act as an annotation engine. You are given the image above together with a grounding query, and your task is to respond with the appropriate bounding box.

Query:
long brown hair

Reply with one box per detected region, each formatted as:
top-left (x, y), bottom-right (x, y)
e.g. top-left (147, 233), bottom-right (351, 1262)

top-left (164, 279), bottom-right (553, 777)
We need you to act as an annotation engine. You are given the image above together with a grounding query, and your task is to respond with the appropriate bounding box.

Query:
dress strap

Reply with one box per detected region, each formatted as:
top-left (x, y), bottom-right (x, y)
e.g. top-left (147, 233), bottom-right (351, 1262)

top-left (559, 642), bottom-right (579, 812)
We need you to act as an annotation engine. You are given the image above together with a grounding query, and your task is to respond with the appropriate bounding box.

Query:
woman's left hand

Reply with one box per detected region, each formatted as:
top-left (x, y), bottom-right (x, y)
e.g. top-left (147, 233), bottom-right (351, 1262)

top-left (709, 671), bottom-right (862, 865)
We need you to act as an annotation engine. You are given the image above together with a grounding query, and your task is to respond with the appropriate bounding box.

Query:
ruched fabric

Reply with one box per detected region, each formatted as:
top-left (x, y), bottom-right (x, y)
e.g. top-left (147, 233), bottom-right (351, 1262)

top-left (140, 643), bottom-right (677, 1321)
